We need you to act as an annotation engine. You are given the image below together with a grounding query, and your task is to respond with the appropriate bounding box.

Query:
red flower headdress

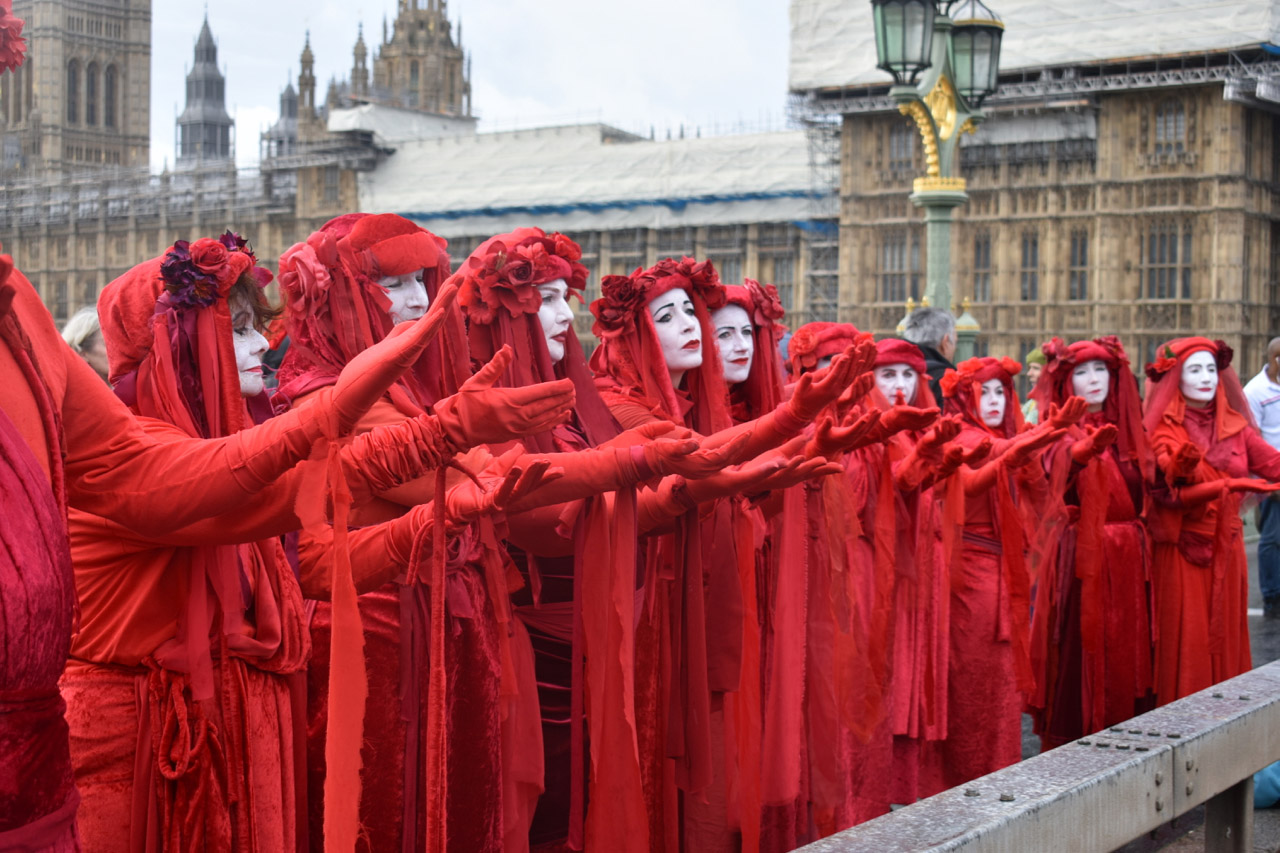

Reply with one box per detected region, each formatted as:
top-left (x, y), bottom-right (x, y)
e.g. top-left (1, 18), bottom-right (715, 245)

top-left (160, 230), bottom-right (267, 309)
top-left (0, 1), bottom-right (25, 75)
top-left (455, 227), bottom-right (588, 324)
top-left (786, 321), bottom-right (868, 378)
top-left (941, 355), bottom-right (1024, 437)
top-left (454, 229), bottom-right (618, 451)
top-left (589, 257), bottom-right (731, 433)
top-left (591, 256), bottom-right (724, 341)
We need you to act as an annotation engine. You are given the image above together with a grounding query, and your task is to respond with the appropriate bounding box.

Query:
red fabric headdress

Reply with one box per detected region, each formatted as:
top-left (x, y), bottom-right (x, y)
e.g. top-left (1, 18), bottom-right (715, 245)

top-left (941, 355), bottom-right (1024, 438)
top-left (455, 227), bottom-right (587, 323)
top-left (274, 213), bottom-right (467, 412)
top-left (0, 1), bottom-right (26, 74)
top-left (101, 231), bottom-right (271, 439)
top-left (1032, 336), bottom-right (1152, 480)
top-left (589, 257), bottom-right (731, 434)
top-left (1141, 336), bottom-right (1252, 454)
top-left (786, 322), bottom-right (863, 378)
top-left (722, 279), bottom-right (788, 420)
top-left (453, 228), bottom-right (616, 451)
top-left (872, 337), bottom-right (935, 409)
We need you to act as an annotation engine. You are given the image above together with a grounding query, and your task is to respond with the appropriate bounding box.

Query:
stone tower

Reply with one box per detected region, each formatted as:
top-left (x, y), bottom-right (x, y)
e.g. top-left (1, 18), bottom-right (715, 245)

top-left (175, 17), bottom-right (233, 167)
top-left (372, 0), bottom-right (470, 116)
top-left (351, 23), bottom-right (369, 100)
top-left (3, 0), bottom-right (151, 171)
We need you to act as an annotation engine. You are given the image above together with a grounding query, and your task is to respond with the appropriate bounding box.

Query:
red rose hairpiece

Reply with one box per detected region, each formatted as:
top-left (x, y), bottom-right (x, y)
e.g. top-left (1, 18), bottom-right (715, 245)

top-left (741, 278), bottom-right (785, 327)
top-left (1144, 344), bottom-right (1178, 382)
top-left (0, 1), bottom-right (26, 75)
top-left (590, 256), bottom-right (725, 339)
top-left (160, 230), bottom-right (265, 309)
top-left (455, 228), bottom-right (588, 324)
top-left (1214, 340), bottom-right (1234, 370)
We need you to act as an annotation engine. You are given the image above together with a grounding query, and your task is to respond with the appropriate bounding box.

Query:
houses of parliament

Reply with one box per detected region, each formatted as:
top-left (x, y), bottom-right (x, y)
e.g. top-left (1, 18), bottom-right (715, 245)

top-left (0, 0), bottom-right (1278, 377)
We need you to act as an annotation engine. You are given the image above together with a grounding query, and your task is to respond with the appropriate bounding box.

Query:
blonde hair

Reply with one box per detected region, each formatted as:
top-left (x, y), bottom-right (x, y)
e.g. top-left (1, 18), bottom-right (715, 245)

top-left (61, 305), bottom-right (102, 352)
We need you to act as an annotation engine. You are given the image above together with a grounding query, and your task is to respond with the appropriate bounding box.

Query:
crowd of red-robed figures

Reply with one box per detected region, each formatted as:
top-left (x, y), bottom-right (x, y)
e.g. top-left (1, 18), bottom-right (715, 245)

top-left (8, 207), bottom-right (1280, 853)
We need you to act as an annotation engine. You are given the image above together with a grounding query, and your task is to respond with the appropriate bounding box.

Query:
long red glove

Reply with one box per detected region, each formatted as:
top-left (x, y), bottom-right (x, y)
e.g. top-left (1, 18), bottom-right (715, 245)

top-left (893, 417), bottom-right (962, 491)
top-left (864, 405), bottom-right (940, 446)
top-left (1069, 423), bottom-right (1118, 465)
top-left (805, 408), bottom-right (882, 459)
top-left (431, 345), bottom-right (576, 447)
top-left (330, 282), bottom-right (460, 433)
top-left (1165, 440), bottom-right (1204, 483)
top-left (696, 342), bottom-right (876, 463)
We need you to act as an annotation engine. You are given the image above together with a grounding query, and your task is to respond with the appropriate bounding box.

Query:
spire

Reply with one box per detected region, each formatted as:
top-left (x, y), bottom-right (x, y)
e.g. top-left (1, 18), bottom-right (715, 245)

top-left (194, 16), bottom-right (217, 65)
top-left (299, 31), bottom-right (317, 116)
top-left (352, 22), bottom-right (370, 98)
top-left (177, 15), bottom-right (232, 166)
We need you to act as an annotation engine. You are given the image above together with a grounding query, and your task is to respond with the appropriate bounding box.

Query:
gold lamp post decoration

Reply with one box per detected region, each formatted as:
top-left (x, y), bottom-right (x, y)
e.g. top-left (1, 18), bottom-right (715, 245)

top-left (871, 0), bottom-right (1003, 359)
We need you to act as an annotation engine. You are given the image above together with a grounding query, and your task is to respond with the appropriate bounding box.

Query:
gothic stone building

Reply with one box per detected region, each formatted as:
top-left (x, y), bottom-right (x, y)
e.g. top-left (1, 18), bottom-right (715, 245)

top-left (790, 0), bottom-right (1280, 379)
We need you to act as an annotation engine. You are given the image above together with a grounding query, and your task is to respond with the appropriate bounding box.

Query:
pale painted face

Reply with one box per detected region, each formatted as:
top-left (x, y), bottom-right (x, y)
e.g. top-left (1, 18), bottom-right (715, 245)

top-left (815, 355), bottom-right (835, 371)
top-left (536, 278), bottom-right (575, 364)
top-left (230, 293), bottom-right (270, 398)
top-left (1180, 350), bottom-right (1219, 404)
top-left (875, 362), bottom-right (919, 406)
top-left (980, 378), bottom-right (1007, 428)
top-left (648, 287), bottom-right (702, 384)
top-left (378, 271), bottom-right (429, 325)
top-left (1071, 359), bottom-right (1111, 410)
top-left (712, 303), bottom-right (754, 385)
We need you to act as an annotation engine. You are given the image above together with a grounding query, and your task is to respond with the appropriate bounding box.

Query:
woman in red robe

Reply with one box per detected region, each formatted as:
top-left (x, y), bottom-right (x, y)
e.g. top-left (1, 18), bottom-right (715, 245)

top-left (1028, 336), bottom-right (1154, 748)
top-left (0, 221), bottom-right (457, 851)
top-left (61, 232), bottom-right (497, 853)
top-left (588, 262), bottom-right (859, 851)
top-left (1143, 337), bottom-right (1280, 703)
top-left (934, 356), bottom-right (1082, 787)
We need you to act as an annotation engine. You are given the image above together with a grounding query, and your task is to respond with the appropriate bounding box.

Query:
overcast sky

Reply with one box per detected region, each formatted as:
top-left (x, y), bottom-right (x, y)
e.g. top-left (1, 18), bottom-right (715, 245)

top-left (151, 0), bottom-right (791, 171)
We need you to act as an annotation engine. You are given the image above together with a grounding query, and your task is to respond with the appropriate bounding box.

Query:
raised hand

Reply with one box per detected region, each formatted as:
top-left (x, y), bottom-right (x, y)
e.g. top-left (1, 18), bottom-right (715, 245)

top-left (445, 450), bottom-right (565, 523)
top-left (749, 454), bottom-right (844, 491)
top-left (879, 405), bottom-right (940, 437)
top-left (917, 415), bottom-right (962, 464)
top-left (1225, 478), bottom-right (1280, 495)
top-left (432, 345), bottom-right (576, 448)
top-left (1071, 423), bottom-right (1118, 464)
top-left (1170, 440), bottom-right (1203, 479)
top-left (1047, 396), bottom-right (1088, 430)
top-left (330, 283), bottom-right (459, 433)
top-left (597, 421), bottom-right (687, 449)
top-left (811, 409), bottom-right (882, 457)
top-left (645, 434), bottom-right (744, 480)
top-left (962, 437), bottom-right (993, 467)
top-left (788, 345), bottom-right (861, 422)
top-left (1005, 426), bottom-right (1067, 468)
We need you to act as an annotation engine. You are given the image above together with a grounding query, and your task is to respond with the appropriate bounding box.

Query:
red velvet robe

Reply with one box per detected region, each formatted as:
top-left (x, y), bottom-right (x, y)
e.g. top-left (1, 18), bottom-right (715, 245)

top-left (1030, 418), bottom-right (1154, 749)
top-left (1150, 404), bottom-right (1280, 702)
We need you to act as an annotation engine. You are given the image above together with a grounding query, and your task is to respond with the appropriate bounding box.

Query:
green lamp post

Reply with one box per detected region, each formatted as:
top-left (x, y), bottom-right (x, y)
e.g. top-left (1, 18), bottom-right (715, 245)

top-left (872, 0), bottom-right (1003, 359)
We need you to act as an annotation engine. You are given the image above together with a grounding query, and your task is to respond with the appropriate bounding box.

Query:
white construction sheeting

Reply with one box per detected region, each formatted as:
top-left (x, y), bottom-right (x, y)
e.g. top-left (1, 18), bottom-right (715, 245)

top-left (327, 103), bottom-right (476, 143)
top-left (790, 0), bottom-right (1280, 93)
top-left (358, 124), bottom-right (817, 239)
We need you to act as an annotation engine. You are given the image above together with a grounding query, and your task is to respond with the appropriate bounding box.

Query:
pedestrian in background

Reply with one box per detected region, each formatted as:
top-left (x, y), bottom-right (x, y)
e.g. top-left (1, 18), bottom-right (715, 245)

top-left (1245, 336), bottom-right (1280, 618)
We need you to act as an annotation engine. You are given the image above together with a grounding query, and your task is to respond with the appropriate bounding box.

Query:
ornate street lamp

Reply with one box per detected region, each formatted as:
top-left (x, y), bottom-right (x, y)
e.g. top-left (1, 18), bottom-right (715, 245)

top-left (872, 0), bottom-right (1004, 359)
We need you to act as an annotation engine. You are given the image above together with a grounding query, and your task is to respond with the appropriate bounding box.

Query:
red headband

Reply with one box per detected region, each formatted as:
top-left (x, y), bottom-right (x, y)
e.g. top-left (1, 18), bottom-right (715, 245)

top-left (788, 322), bottom-right (863, 374)
top-left (874, 338), bottom-right (927, 374)
top-left (343, 213), bottom-right (446, 278)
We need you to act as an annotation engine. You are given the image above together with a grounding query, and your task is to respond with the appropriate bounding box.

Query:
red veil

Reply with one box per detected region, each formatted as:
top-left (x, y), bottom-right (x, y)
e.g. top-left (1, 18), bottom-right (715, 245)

top-left (723, 280), bottom-right (788, 419)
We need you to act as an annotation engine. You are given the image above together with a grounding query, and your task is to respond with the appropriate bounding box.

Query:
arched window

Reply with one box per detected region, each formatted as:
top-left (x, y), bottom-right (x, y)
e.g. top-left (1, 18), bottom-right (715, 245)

top-left (66, 60), bottom-right (79, 124)
top-left (104, 66), bottom-right (116, 128)
top-left (1155, 100), bottom-right (1185, 155)
top-left (85, 62), bottom-right (98, 125)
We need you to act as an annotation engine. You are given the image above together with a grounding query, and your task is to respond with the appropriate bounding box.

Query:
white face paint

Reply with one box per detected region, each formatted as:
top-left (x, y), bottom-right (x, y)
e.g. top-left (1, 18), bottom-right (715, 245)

top-left (1180, 349), bottom-right (1220, 405)
top-left (711, 303), bottom-right (754, 385)
top-left (229, 294), bottom-right (270, 398)
top-left (875, 363), bottom-right (919, 406)
top-left (980, 378), bottom-right (1007, 428)
top-left (378, 270), bottom-right (430, 325)
top-left (815, 354), bottom-right (835, 371)
top-left (1071, 359), bottom-right (1111, 410)
top-left (536, 278), bottom-right (575, 364)
top-left (648, 287), bottom-right (702, 385)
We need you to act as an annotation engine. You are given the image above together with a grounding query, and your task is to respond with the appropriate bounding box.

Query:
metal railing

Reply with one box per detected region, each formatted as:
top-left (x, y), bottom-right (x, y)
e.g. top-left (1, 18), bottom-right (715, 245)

top-left (800, 661), bottom-right (1280, 852)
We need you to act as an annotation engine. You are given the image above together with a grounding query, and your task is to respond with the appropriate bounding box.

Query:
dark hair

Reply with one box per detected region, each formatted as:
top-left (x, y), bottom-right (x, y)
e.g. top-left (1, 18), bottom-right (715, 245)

top-left (228, 270), bottom-right (281, 331)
